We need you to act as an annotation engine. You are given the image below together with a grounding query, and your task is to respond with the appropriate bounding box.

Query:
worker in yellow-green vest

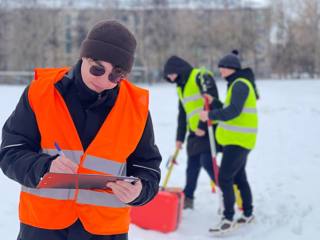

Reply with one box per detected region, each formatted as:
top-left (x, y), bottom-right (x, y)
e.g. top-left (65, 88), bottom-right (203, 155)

top-left (164, 56), bottom-right (222, 209)
top-left (200, 50), bottom-right (259, 234)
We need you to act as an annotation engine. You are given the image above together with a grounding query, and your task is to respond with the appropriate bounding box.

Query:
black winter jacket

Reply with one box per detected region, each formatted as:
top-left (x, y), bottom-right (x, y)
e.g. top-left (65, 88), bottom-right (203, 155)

top-left (164, 56), bottom-right (222, 156)
top-left (209, 68), bottom-right (258, 121)
top-left (0, 61), bottom-right (162, 206)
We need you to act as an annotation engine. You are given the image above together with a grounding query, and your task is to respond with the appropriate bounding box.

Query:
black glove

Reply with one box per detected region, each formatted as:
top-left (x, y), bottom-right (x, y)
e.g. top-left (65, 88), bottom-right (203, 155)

top-left (203, 74), bottom-right (215, 89)
top-left (197, 73), bottom-right (215, 93)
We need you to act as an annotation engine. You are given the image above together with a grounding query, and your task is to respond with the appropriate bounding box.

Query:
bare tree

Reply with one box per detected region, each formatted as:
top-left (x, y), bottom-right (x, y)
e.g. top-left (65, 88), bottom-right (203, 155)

top-left (0, 0), bottom-right (273, 82)
top-left (270, 0), bottom-right (320, 78)
top-left (0, 0), bottom-right (11, 69)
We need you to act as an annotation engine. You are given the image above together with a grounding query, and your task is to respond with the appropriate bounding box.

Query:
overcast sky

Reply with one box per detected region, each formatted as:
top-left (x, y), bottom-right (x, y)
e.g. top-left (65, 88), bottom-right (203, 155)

top-left (0, 0), bottom-right (271, 8)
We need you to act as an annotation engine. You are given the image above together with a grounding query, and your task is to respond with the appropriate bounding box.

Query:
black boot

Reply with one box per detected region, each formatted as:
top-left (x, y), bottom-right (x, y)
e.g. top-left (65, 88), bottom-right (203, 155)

top-left (184, 197), bottom-right (194, 209)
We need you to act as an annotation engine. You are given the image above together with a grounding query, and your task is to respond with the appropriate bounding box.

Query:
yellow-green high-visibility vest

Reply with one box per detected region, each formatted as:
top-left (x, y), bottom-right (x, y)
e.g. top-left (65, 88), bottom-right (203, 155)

top-left (177, 68), bottom-right (213, 132)
top-left (216, 78), bottom-right (258, 150)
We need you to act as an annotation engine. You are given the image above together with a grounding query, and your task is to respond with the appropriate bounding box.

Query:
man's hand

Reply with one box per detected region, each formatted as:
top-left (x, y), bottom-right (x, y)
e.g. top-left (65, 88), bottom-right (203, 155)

top-left (203, 93), bottom-right (214, 104)
top-left (199, 110), bottom-right (209, 122)
top-left (176, 141), bottom-right (183, 150)
top-left (107, 180), bottom-right (143, 203)
top-left (195, 128), bottom-right (205, 137)
top-left (49, 156), bottom-right (78, 174)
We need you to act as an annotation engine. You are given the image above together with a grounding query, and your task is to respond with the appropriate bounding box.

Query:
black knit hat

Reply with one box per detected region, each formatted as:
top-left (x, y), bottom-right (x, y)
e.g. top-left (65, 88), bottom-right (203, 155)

top-left (80, 20), bottom-right (137, 73)
top-left (218, 50), bottom-right (241, 70)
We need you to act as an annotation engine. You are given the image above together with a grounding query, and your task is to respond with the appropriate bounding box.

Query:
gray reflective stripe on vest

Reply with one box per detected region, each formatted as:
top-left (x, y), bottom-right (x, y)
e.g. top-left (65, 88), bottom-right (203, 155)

top-left (119, 163), bottom-right (127, 176)
top-left (77, 189), bottom-right (127, 208)
top-left (181, 94), bottom-right (202, 104)
top-left (187, 108), bottom-right (202, 120)
top-left (222, 104), bottom-right (257, 115)
top-left (83, 155), bottom-right (126, 176)
top-left (219, 122), bottom-right (258, 134)
top-left (242, 107), bottom-right (257, 114)
top-left (21, 186), bottom-right (75, 200)
top-left (43, 149), bottom-right (82, 164)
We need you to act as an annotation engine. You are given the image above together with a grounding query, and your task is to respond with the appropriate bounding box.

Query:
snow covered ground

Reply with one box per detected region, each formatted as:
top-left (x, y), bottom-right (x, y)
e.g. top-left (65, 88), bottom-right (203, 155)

top-left (0, 80), bottom-right (319, 239)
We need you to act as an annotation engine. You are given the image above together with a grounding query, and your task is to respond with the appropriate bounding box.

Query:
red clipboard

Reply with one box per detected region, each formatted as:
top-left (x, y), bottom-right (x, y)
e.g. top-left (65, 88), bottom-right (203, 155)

top-left (37, 173), bottom-right (139, 189)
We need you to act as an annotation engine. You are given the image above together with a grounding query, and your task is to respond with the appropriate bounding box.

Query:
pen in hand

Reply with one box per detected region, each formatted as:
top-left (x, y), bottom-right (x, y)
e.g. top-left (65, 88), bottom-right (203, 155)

top-left (54, 141), bottom-right (65, 157)
top-left (49, 141), bottom-right (78, 173)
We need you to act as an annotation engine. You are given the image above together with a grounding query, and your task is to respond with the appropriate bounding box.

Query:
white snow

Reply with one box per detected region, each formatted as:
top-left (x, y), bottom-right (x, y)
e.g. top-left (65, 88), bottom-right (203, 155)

top-left (0, 80), bottom-right (320, 239)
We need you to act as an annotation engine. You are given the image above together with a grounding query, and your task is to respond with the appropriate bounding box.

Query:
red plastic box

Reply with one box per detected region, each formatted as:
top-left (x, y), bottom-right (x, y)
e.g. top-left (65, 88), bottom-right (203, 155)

top-left (131, 188), bottom-right (184, 233)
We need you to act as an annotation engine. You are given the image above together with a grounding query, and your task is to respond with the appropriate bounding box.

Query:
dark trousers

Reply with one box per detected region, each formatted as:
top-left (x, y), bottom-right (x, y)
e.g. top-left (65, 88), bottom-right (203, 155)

top-left (183, 152), bottom-right (216, 199)
top-left (219, 145), bottom-right (253, 221)
top-left (18, 219), bottom-right (128, 240)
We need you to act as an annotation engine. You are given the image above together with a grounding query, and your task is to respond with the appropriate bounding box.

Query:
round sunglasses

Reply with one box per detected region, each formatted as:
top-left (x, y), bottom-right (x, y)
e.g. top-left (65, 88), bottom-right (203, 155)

top-left (87, 58), bottom-right (127, 83)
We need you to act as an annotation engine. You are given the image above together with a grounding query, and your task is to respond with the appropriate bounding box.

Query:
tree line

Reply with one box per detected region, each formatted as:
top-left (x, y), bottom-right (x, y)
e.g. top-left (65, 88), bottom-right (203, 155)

top-left (0, 0), bottom-right (319, 83)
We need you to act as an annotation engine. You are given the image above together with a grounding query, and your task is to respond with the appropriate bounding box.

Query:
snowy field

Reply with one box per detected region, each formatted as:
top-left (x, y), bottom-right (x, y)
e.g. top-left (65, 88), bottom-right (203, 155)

top-left (0, 80), bottom-right (320, 239)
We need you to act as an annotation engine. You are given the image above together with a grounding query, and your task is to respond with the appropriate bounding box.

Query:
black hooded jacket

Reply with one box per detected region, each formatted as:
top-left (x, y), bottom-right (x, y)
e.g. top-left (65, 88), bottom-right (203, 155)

top-left (164, 56), bottom-right (222, 156)
top-left (0, 60), bottom-right (162, 207)
top-left (209, 68), bottom-right (259, 121)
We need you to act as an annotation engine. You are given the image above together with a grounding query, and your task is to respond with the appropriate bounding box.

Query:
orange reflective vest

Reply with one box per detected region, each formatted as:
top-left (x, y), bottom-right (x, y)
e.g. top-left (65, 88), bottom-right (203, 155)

top-left (19, 68), bottom-right (149, 235)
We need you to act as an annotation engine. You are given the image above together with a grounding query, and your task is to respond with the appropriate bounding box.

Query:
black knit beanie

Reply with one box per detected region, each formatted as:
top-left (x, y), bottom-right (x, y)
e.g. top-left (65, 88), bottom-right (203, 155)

top-left (218, 50), bottom-right (241, 70)
top-left (80, 20), bottom-right (137, 73)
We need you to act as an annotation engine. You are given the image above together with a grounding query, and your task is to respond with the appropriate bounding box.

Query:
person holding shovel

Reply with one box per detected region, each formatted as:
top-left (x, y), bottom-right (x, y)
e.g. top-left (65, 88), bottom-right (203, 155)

top-left (163, 56), bottom-right (222, 209)
top-left (200, 50), bottom-right (258, 234)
